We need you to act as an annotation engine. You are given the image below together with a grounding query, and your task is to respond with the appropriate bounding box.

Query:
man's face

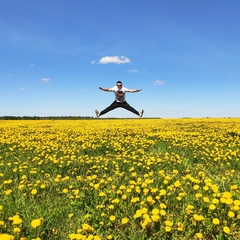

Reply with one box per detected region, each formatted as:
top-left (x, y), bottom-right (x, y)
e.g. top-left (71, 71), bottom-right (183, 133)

top-left (117, 83), bottom-right (122, 89)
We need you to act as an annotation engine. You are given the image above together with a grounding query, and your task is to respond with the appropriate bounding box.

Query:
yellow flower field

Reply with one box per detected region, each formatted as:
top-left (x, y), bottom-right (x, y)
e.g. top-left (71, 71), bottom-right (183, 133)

top-left (0, 118), bottom-right (239, 239)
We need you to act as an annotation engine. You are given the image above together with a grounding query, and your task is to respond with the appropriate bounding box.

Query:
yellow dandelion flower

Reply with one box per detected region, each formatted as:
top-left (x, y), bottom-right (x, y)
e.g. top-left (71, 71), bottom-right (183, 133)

top-left (31, 219), bottom-right (42, 228)
top-left (193, 185), bottom-right (199, 190)
top-left (193, 214), bottom-right (204, 221)
top-left (203, 197), bottom-right (210, 202)
top-left (82, 223), bottom-right (94, 231)
top-left (0, 234), bottom-right (14, 240)
top-left (165, 220), bottom-right (173, 226)
top-left (234, 200), bottom-right (240, 206)
top-left (195, 232), bottom-right (203, 239)
top-left (160, 209), bottom-right (166, 216)
top-left (109, 215), bottom-right (116, 221)
top-left (177, 222), bottom-right (183, 231)
top-left (223, 226), bottom-right (230, 234)
top-left (152, 208), bottom-right (159, 215)
top-left (160, 203), bottom-right (167, 209)
top-left (122, 194), bottom-right (127, 200)
top-left (209, 204), bottom-right (216, 210)
top-left (165, 226), bottom-right (171, 232)
top-left (228, 211), bottom-right (235, 218)
top-left (174, 180), bottom-right (181, 187)
top-left (12, 215), bottom-right (23, 225)
top-left (31, 189), bottom-right (37, 195)
top-left (13, 227), bottom-right (21, 233)
top-left (151, 214), bottom-right (160, 222)
top-left (212, 218), bottom-right (220, 225)
top-left (99, 192), bottom-right (106, 197)
top-left (121, 217), bottom-right (129, 224)
top-left (159, 189), bottom-right (167, 196)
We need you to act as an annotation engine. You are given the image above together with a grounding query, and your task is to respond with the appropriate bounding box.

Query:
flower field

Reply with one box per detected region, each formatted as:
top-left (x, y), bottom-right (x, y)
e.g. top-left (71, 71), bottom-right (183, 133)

top-left (0, 118), bottom-right (240, 240)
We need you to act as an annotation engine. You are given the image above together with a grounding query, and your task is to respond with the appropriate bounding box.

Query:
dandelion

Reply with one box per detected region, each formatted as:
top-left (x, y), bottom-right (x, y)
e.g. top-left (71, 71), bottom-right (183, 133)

top-left (223, 226), bottom-right (230, 234)
top-left (165, 226), bottom-right (171, 232)
top-left (82, 223), bottom-right (94, 231)
top-left (209, 204), bottom-right (216, 210)
top-left (121, 217), bottom-right (129, 224)
top-left (193, 184), bottom-right (199, 190)
top-left (160, 209), bottom-right (166, 216)
top-left (12, 215), bottom-right (23, 225)
top-left (212, 218), bottom-right (220, 225)
top-left (195, 193), bottom-right (202, 198)
top-left (177, 222), bottom-right (183, 231)
top-left (193, 214), bottom-right (204, 221)
top-left (62, 188), bottom-right (68, 193)
top-left (109, 215), bottom-right (116, 221)
top-left (228, 211), bottom-right (235, 218)
top-left (203, 197), bottom-right (210, 202)
top-left (31, 219), bottom-right (42, 228)
top-left (31, 189), bottom-right (37, 195)
top-left (151, 214), bottom-right (160, 221)
top-left (174, 180), bottom-right (181, 187)
top-left (134, 211), bottom-right (142, 219)
top-left (122, 194), bottom-right (127, 200)
top-left (195, 232), bottom-right (203, 239)
top-left (159, 189), bottom-right (167, 196)
top-left (13, 227), bottom-right (21, 233)
top-left (0, 234), bottom-right (14, 240)
top-left (99, 192), bottom-right (106, 197)
top-left (152, 208), bottom-right (159, 215)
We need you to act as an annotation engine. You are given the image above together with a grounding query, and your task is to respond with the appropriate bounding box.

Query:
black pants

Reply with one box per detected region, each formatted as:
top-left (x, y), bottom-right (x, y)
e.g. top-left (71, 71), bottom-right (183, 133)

top-left (100, 101), bottom-right (139, 116)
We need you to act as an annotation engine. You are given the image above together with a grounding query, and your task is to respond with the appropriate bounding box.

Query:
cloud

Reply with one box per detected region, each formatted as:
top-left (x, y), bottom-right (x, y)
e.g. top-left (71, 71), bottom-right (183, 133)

top-left (42, 77), bottom-right (50, 83)
top-left (19, 87), bottom-right (26, 90)
top-left (127, 69), bottom-right (139, 73)
top-left (94, 56), bottom-right (131, 64)
top-left (153, 80), bottom-right (165, 86)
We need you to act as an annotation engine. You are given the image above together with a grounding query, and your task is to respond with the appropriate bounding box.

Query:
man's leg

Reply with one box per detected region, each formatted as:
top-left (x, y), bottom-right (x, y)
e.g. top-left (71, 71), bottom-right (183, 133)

top-left (99, 101), bottom-right (119, 116)
top-left (120, 102), bottom-right (140, 116)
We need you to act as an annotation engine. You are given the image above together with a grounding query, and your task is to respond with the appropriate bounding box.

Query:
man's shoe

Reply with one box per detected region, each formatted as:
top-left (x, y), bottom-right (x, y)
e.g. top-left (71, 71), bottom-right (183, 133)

top-left (139, 109), bottom-right (144, 117)
top-left (95, 109), bottom-right (100, 117)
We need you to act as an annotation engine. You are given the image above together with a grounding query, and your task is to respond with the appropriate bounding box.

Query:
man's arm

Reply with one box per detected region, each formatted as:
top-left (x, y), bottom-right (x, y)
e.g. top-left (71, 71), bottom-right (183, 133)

top-left (99, 86), bottom-right (113, 92)
top-left (127, 89), bottom-right (142, 93)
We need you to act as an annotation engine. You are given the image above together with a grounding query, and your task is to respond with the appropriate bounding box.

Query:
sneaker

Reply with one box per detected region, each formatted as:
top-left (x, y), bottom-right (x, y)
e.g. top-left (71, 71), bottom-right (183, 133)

top-left (95, 109), bottom-right (100, 117)
top-left (139, 109), bottom-right (144, 117)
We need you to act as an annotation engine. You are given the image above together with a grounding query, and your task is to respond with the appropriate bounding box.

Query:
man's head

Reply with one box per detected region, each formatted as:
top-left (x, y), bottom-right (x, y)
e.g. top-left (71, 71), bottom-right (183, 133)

top-left (116, 81), bottom-right (122, 89)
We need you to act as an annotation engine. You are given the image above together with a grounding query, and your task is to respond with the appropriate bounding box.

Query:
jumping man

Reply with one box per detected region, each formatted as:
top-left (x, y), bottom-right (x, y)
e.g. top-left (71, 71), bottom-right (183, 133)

top-left (95, 81), bottom-right (144, 117)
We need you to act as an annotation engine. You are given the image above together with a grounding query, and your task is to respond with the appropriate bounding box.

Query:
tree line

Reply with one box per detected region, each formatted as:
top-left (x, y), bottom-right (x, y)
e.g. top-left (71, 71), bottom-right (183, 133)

top-left (0, 116), bottom-right (93, 120)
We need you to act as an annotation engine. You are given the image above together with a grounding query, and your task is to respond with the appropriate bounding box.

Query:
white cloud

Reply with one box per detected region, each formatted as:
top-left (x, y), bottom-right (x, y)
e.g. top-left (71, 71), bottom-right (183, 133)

top-left (127, 69), bottom-right (139, 73)
top-left (19, 87), bottom-right (26, 90)
top-left (95, 56), bottom-right (131, 64)
top-left (153, 80), bottom-right (165, 86)
top-left (42, 77), bottom-right (50, 83)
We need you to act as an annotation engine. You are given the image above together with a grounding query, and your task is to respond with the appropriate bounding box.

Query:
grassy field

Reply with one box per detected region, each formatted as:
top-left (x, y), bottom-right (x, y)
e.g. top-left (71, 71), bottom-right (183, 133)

top-left (0, 118), bottom-right (239, 240)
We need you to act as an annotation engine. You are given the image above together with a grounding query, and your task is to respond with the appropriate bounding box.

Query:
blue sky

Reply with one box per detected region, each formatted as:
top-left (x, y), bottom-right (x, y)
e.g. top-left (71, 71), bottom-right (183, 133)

top-left (1, 0), bottom-right (240, 118)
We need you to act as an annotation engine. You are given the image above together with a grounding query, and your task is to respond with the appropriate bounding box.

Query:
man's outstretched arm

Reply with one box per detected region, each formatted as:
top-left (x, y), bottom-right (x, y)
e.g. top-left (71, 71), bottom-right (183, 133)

top-left (99, 86), bottom-right (112, 92)
top-left (128, 89), bottom-right (142, 93)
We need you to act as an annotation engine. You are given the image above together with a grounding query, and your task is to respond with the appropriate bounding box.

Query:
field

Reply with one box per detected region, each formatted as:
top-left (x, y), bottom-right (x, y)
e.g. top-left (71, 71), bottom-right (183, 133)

top-left (0, 118), bottom-right (239, 240)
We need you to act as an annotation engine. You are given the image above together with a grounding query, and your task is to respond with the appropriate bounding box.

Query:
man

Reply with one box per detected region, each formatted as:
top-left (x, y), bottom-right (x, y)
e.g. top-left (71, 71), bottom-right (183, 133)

top-left (95, 81), bottom-right (144, 117)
